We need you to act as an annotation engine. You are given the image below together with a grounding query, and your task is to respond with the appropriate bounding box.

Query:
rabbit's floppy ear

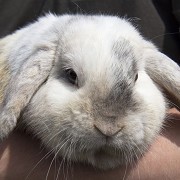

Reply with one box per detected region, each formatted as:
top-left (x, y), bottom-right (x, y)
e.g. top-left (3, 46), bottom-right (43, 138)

top-left (145, 49), bottom-right (180, 108)
top-left (0, 27), bottom-right (57, 140)
top-left (0, 14), bottom-right (71, 141)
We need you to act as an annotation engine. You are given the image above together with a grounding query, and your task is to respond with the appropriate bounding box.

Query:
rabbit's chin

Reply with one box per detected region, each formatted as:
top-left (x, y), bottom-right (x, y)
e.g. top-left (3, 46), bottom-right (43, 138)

top-left (84, 148), bottom-right (132, 170)
top-left (58, 143), bottom-right (146, 170)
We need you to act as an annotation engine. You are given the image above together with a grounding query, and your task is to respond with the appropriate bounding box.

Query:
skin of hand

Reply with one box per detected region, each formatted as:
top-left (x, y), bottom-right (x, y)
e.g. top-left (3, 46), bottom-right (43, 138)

top-left (0, 108), bottom-right (179, 180)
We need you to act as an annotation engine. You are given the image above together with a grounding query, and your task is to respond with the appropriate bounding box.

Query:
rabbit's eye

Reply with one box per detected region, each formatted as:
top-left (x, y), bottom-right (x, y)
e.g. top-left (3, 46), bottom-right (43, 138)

top-left (65, 68), bottom-right (78, 86)
top-left (135, 73), bottom-right (138, 82)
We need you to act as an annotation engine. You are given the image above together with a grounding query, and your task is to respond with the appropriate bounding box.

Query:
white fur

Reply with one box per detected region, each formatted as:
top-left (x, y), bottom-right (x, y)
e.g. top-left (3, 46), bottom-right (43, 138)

top-left (0, 14), bottom-right (179, 170)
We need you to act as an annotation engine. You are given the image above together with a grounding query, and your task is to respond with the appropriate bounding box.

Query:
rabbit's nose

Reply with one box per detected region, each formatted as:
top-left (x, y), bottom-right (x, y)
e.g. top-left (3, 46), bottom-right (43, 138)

top-left (94, 122), bottom-right (124, 137)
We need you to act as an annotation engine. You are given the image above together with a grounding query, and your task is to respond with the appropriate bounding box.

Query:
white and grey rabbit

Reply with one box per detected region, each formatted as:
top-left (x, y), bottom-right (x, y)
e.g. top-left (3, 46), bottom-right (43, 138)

top-left (0, 14), bottom-right (179, 170)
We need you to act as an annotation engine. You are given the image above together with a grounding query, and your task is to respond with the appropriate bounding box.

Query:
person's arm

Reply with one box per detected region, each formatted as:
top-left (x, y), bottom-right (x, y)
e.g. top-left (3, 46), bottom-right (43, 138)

top-left (0, 109), bottom-right (179, 180)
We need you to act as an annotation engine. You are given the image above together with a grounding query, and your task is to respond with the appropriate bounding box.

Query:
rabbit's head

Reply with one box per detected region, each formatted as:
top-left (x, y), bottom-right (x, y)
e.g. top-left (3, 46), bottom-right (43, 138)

top-left (0, 15), bottom-right (179, 169)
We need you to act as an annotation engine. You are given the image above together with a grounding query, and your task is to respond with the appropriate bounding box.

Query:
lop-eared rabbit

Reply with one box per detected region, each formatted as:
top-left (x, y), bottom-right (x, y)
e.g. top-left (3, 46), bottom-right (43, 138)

top-left (0, 14), bottom-right (179, 169)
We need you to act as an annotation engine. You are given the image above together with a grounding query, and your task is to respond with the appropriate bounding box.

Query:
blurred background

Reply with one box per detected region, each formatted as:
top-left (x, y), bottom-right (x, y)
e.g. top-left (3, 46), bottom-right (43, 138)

top-left (0, 0), bottom-right (179, 64)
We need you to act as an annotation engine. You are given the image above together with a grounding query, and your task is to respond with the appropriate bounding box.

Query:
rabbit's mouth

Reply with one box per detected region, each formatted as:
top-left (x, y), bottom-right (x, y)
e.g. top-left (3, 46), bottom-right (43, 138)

top-left (94, 146), bottom-right (121, 159)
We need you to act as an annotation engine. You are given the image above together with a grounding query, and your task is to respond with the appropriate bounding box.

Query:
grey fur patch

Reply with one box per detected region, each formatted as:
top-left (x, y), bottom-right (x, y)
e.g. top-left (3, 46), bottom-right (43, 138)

top-left (112, 39), bottom-right (137, 77)
top-left (108, 39), bottom-right (138, 112)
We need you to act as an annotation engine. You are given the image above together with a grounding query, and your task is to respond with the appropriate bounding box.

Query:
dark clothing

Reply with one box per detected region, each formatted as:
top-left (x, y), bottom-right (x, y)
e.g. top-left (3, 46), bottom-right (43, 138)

top-left (0, 0), bottom-right (179, 64)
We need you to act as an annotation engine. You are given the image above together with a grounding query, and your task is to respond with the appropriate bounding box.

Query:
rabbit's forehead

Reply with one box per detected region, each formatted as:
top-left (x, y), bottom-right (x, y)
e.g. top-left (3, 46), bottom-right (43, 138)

top-left (59, 16), bottom-right (142, 71)
top-left (59, 24), bottom-right (138, 79)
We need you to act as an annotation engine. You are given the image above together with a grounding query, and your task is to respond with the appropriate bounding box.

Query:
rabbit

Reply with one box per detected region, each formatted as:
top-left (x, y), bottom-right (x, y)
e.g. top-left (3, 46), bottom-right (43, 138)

top-left (0, 14), bottom-right (179, 170)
